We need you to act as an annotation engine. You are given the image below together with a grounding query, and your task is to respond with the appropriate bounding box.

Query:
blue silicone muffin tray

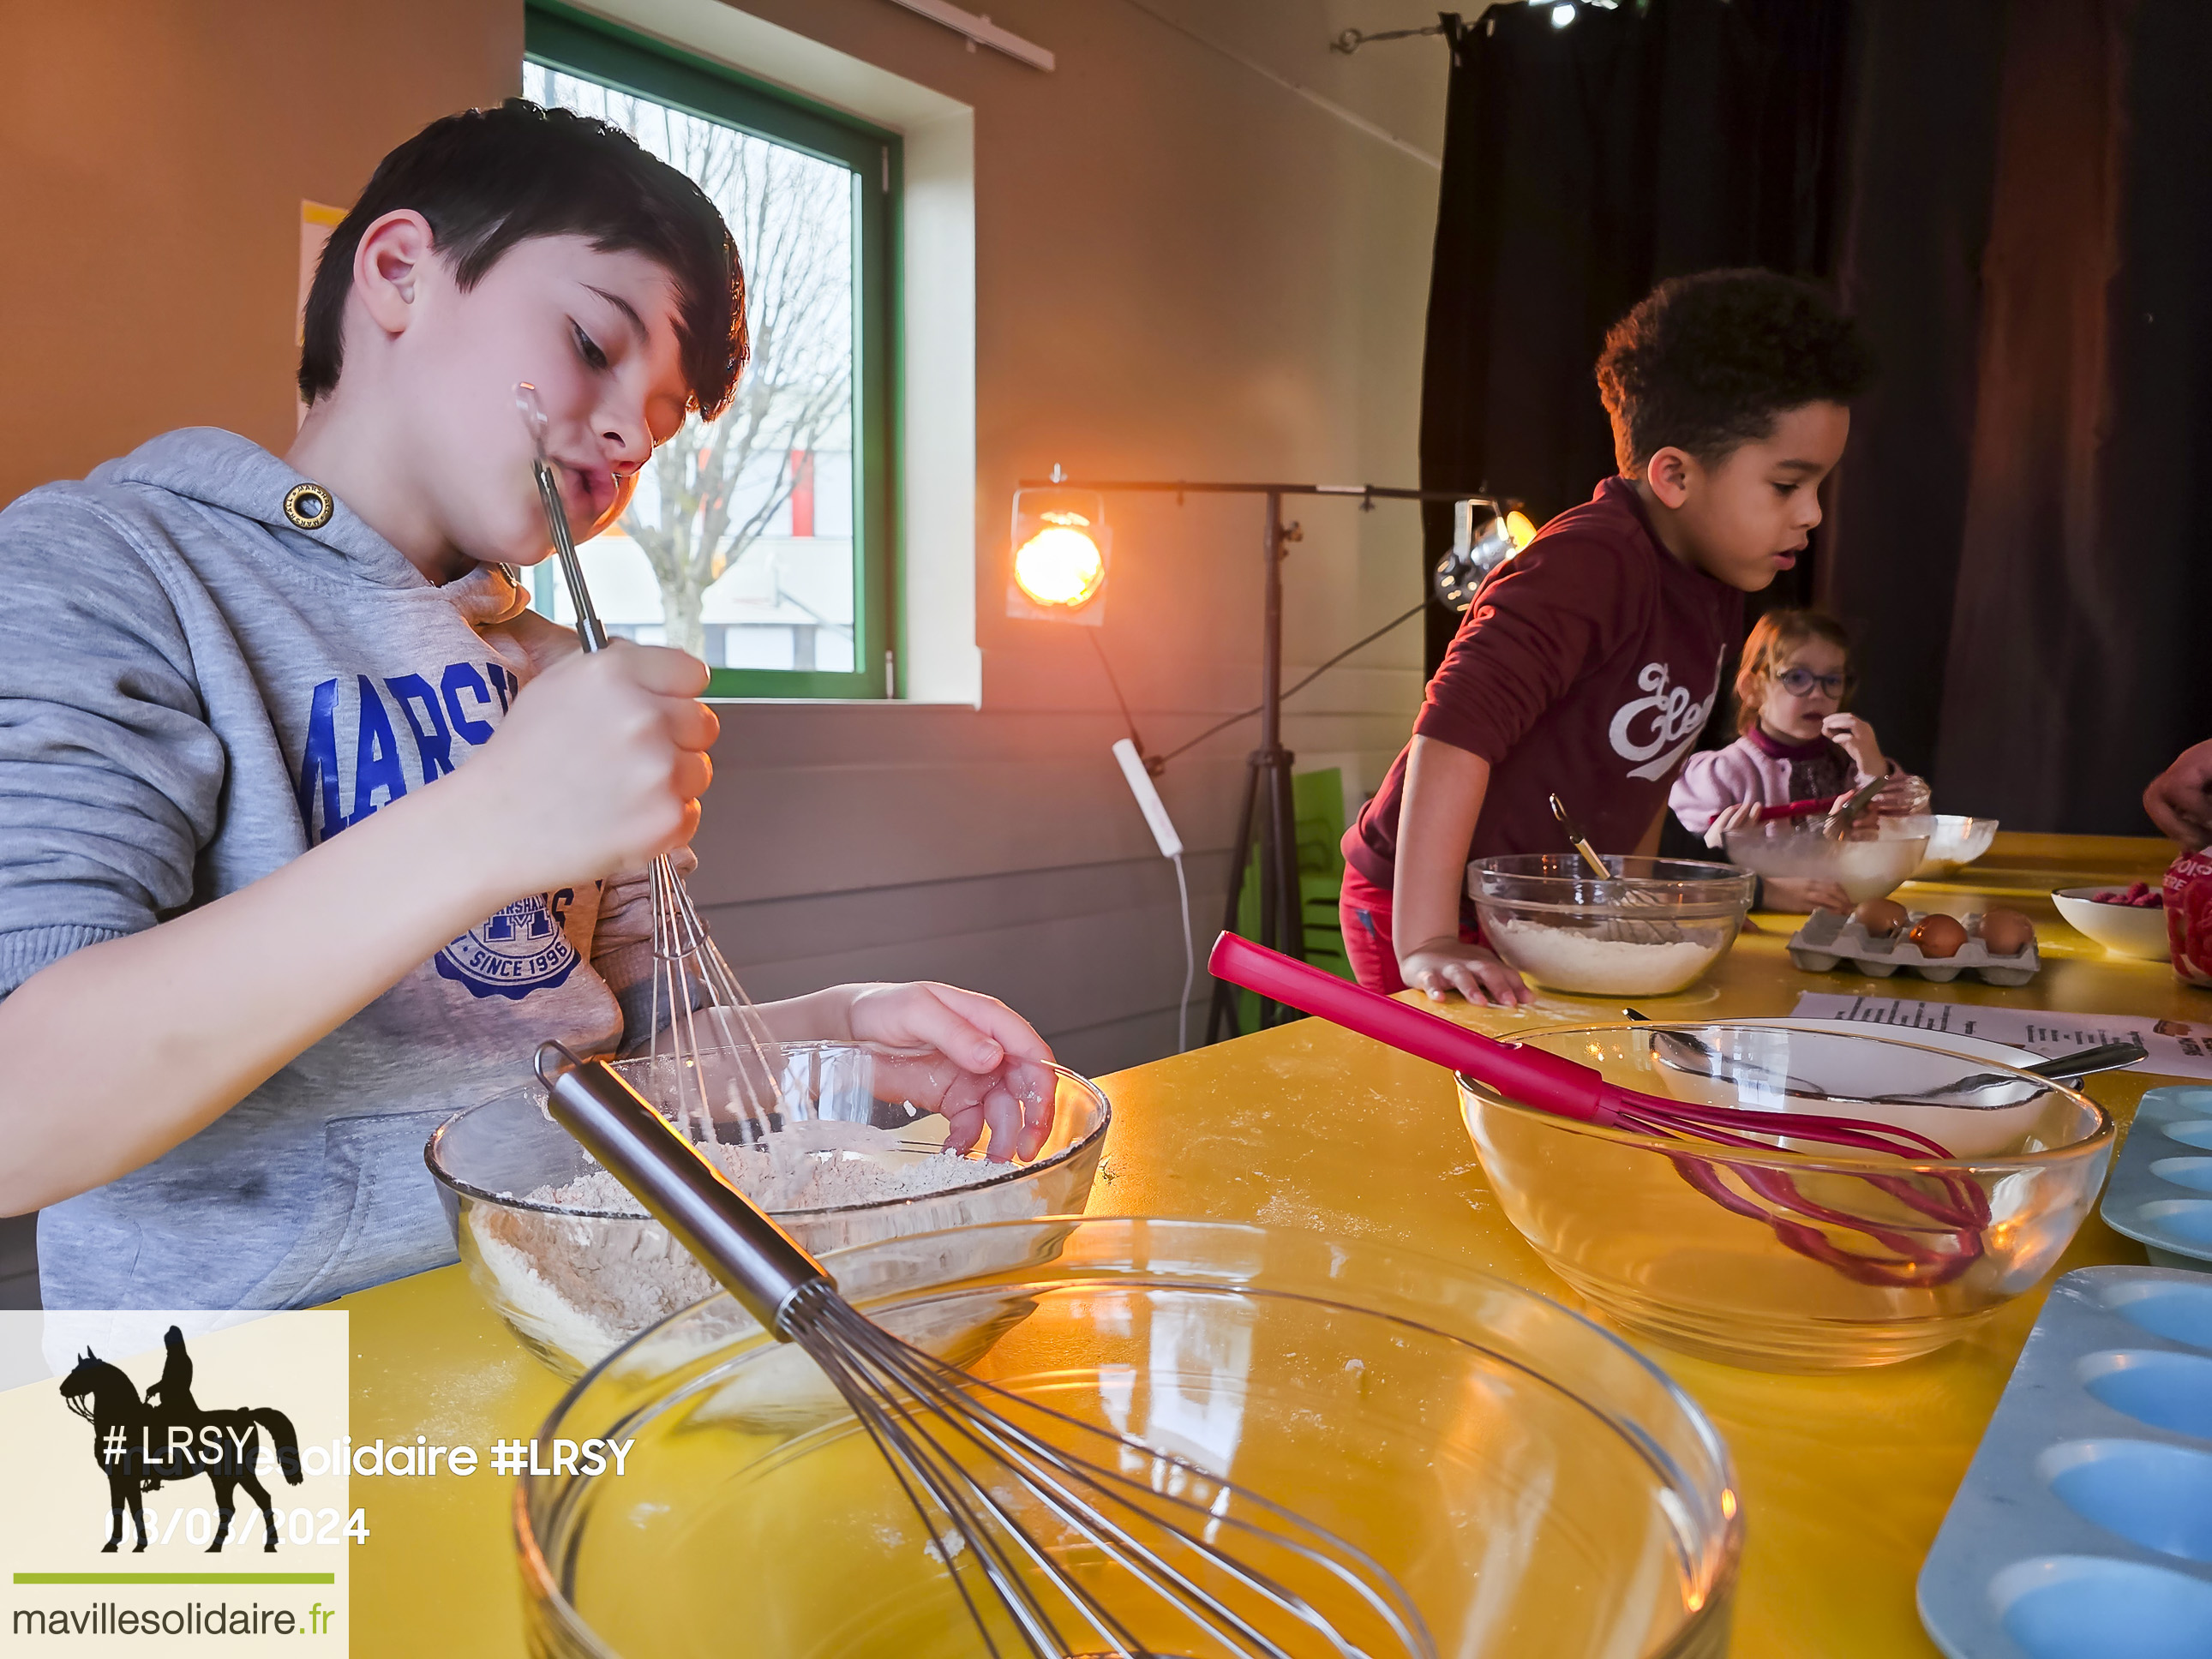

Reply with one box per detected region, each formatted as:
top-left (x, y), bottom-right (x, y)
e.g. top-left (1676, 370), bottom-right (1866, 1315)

top-left (1917, 1267), bottom-right (2212, 1657)
top-left (2101, 1086), bottom-right (2212, 1270)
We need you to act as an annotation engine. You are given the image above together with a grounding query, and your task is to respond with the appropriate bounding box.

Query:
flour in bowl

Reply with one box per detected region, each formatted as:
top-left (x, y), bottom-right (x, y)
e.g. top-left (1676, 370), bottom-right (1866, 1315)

top-left (1490, 918), bottom-right (1724, 997)
top-left (538, 1117), bottom-right (992, 1213)
top-left (465, 1118), bottom-right (1023, 1375)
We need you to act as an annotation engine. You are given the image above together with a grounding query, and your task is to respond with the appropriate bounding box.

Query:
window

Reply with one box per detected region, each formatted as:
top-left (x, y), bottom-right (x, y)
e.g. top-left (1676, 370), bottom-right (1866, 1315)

top-left (525, 5), bottom-right (897, 698)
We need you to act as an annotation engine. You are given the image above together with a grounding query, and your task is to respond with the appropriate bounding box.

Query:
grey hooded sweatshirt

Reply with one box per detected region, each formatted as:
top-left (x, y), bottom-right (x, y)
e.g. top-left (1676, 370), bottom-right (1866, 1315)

top-left (0, 428), bottom-right (656, 1310)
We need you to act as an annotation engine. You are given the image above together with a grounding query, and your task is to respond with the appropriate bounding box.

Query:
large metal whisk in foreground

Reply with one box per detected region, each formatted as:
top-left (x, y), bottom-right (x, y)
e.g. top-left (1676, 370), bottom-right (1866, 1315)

top-left (516, 383), bottom-right (784, 1144)
top-left (535, 1042), bottom-right (1438, 1659)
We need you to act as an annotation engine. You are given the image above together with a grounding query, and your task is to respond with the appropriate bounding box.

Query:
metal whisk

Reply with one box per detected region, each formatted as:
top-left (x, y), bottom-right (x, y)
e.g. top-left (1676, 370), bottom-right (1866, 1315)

top-left (535, 1043), bottom-right (1438, 1659)
top-left (517, 383), bottom-right (785, 1146)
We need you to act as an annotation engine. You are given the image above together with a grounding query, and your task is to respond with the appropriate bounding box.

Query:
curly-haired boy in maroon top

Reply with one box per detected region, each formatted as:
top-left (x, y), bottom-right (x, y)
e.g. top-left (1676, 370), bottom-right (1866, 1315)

top-left (1342, 270), bottom-right (1877, 1002)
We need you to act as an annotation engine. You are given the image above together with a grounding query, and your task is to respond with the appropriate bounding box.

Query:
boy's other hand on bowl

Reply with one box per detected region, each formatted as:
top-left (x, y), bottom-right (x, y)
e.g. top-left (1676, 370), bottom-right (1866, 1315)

top-left (843, 981), bottom-right (1058, 1160)
top-left (1400, 938), bottom-right (1534, 1007)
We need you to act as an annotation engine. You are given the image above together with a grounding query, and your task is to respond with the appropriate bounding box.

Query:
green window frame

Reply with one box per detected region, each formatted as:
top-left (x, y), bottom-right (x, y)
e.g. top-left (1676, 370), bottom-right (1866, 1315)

top-left (526, 2), bottom-right (900, 699)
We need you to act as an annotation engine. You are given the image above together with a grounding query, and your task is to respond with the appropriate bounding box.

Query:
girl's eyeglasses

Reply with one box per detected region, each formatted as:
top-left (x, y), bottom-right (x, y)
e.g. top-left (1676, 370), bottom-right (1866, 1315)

top-left (1773, 666), bottom-right (1851, 698)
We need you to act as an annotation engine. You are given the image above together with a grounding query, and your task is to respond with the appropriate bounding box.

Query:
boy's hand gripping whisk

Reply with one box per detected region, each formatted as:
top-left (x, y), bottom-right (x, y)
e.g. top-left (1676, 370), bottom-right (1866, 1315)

top-left (517, 383), bottom-right (784, 1140)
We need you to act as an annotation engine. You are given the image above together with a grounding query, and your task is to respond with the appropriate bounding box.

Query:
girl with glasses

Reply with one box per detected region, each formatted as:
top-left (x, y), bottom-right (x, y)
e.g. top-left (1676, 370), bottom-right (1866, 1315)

top-left (1669, 608), bottom-right (1928, 910)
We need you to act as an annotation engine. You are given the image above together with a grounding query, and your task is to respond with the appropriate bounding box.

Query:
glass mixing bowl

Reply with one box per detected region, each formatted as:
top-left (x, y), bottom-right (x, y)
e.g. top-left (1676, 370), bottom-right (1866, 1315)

top-left (1459, 1022), bottom-right (2114, 1371)
top-left (425, 1041), bottom-right (1110, 1377)
top-left (1467, 854), bottom-right (1756, 997)
top-left (1903, 813), bottom-right (2000, 879)
top-left (1722, 817), bottom-right (1931, 905)
top-left (516, 1218), bottom-right (1741, 1659)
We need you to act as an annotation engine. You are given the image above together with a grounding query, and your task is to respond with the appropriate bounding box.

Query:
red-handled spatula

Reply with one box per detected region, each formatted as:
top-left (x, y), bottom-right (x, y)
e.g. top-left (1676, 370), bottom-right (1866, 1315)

top-left (1208, 931), bottom-right (1994, 1286)
top-left (1208, 931), bottom-right (1957, 1158)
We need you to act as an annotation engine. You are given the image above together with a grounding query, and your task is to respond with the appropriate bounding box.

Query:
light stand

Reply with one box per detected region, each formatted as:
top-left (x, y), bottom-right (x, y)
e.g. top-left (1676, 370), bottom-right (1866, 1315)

top-left (1016, 477), bottom-right (1513, 1041)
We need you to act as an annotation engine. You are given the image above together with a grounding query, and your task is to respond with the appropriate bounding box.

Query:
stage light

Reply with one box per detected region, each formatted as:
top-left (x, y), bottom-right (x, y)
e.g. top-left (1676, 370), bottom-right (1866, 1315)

top-left (1016, 513), bottom-right (1106, 606)
top-left (1008, 475), bottom-right (1111, 624)
top-left (1433, 496), bottom-right (1536, 612)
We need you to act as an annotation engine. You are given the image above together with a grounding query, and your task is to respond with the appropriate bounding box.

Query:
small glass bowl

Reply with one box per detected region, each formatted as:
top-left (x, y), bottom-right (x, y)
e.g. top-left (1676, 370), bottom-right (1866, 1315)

top-left (516, 1217), bottom-right (1744, 1659)
top-left (424, 1041), bottom-right (1110, 1378)
top-left (1723, 816), bottom-right (1931, 905)
top-left (1458, 1022), bottom-right (2115, 1371)
top-left (1467, 853), bottom-right (1755, 997)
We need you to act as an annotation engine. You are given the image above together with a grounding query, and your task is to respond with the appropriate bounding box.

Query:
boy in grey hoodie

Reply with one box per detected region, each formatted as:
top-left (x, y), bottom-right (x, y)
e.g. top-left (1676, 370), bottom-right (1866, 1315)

top-left (0, 102), bottom-right (1054, 1315)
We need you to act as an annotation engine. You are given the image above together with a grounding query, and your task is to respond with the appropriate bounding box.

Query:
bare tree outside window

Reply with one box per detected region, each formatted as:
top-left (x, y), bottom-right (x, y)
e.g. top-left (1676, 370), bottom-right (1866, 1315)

top-left (525, 64), bottom-right (857, 670)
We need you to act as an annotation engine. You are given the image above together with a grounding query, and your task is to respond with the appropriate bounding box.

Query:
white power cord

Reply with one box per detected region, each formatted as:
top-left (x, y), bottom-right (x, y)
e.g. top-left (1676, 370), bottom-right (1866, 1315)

top-left (1112, 740), bottom-right (1194, 1055)
top-left (1169, 850), bottom-right (1194, 1055)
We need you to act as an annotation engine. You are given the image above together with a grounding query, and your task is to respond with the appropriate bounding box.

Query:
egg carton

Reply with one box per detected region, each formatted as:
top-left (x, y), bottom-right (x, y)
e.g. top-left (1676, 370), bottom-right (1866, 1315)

top-left (1785, 907), bottom-right (2041, 985)
top-left (1916, 1266), bottom-right (2212, 1657)
top-left (2100, 1086), bottom-right (2212, 1272)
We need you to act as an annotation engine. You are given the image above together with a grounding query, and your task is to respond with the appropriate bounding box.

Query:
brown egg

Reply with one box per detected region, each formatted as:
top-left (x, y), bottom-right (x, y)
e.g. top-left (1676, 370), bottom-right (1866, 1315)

top-left (1977, 907), bottom-right (2036, 956)
top-left (1909, 914), bottom-right (1969, 958)
top-left (1854, 898), bottom-right (1910, 937)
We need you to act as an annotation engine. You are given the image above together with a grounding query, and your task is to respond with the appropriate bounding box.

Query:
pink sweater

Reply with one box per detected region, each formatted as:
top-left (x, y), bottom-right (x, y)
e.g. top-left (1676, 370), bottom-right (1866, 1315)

top-left (1669, 727), bottom-right (1917, 836)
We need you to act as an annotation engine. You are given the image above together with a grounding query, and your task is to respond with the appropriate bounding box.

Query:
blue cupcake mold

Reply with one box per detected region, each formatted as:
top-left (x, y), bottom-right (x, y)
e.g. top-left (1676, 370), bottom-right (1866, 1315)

top-left (2105, 1279), bottom-right (2212, 1349)
top-left (2101, 1087), bottom-right (2212, 1269)
top-left (1919, 1267), bottom-right (2212, 1656)
top-left (1993, 1556), bottom-right (2212, 1659)
top-left (2077, 1350), bottom-right (2212, 1440)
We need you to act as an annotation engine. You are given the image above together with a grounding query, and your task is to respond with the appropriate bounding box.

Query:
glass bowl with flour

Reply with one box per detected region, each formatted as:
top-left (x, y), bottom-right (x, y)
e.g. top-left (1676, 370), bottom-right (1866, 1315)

top-left (425, 1041), bottom-right (1111, 1377)
top-left (1467, 854), bottom-right (1756, 997)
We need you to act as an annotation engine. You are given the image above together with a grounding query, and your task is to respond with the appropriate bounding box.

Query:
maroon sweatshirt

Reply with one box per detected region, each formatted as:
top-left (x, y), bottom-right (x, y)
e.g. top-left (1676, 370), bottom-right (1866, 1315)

top-left (1345, 476), bottom-right (1741, 905)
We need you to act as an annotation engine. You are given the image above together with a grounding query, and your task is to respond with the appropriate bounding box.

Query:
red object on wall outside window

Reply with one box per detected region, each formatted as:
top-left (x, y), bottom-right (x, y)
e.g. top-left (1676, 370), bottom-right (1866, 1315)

top-left (789, 449), bottom-right (815, 538)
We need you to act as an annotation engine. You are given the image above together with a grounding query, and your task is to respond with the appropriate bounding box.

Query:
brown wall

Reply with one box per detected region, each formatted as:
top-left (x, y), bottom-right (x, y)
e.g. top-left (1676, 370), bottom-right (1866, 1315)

top-left (0, 0), bottom-right (519, 506)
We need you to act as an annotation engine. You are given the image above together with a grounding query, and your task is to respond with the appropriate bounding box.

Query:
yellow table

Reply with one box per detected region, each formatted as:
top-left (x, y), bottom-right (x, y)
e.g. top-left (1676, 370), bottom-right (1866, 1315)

top-left (335, 833), bottom-right (2205, 1656)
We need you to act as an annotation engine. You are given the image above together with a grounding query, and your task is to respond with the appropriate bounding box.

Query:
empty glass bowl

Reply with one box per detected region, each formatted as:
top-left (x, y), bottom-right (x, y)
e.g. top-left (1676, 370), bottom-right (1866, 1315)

top-left (1458, 1022), bottom-right (2115, 1370)
top-left (424, 1041), bottom-right (1110, 1377)
top-left (517, 1217), bottom-right (1743, 1659)
top-left (1467, 854), bottom-right (1756, 997)
top-left (1905, 813), bottom-right (2001, 879)
top-left (1722, 817), bottom-right (1931, 905)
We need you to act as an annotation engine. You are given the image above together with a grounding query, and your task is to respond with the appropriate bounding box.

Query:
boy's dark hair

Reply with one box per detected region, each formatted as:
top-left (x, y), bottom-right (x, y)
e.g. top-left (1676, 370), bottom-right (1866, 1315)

top-left (298, 100), bottom-right (746, 417)
top-left (1594, 270), bottom-right (1875, 474)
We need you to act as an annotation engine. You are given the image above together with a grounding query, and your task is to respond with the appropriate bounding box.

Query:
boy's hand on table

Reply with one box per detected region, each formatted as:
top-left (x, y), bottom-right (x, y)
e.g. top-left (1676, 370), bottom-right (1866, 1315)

top-left (1398, 938), bottom-right (1533, 1007)
top-left (459, 642), bottom-right (717, 889)
top-left (842, 982), bottom-right (1058, 1161)
top-left (1822, 714), bottom-right (1886, 780)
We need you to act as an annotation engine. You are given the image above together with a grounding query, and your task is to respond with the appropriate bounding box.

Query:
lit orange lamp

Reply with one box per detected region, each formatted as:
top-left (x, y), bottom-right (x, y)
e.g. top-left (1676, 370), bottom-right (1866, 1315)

top-left (1009, 475), bottom-right (1111, 625)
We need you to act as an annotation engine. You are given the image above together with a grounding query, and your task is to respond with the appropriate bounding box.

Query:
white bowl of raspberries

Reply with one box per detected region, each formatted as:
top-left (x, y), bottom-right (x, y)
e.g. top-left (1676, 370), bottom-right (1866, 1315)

top-left (2052, 882), bottom-right (2172, 961)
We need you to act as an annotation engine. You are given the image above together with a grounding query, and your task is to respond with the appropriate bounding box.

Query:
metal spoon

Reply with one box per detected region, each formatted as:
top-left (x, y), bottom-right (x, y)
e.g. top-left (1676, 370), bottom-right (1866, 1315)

top-left (1878, 1039), bottom-right (2149, 1100)
top-left (1622, 1012), bottom-right (2143, 1106)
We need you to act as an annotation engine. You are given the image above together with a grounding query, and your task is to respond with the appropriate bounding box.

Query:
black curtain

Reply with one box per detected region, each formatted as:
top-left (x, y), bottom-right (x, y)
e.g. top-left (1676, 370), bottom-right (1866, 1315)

top-left (1418, 0), bottom-right (1854, 677)
top-left (1839, 0), bottom-right (2212, 830)
top-left (1823, 0), bottom-right (2006, 787)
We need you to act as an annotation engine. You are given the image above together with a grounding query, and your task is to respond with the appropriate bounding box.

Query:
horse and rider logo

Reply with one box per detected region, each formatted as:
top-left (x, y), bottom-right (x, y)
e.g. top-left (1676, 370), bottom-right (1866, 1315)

top-left (59, 1327), bottom-right (304, 1553)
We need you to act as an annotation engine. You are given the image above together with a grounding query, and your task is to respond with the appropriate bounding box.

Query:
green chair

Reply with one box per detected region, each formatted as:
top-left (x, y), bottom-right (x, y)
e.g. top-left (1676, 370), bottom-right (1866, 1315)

top-left (1232, 768), bottom-right (1355, 1033)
